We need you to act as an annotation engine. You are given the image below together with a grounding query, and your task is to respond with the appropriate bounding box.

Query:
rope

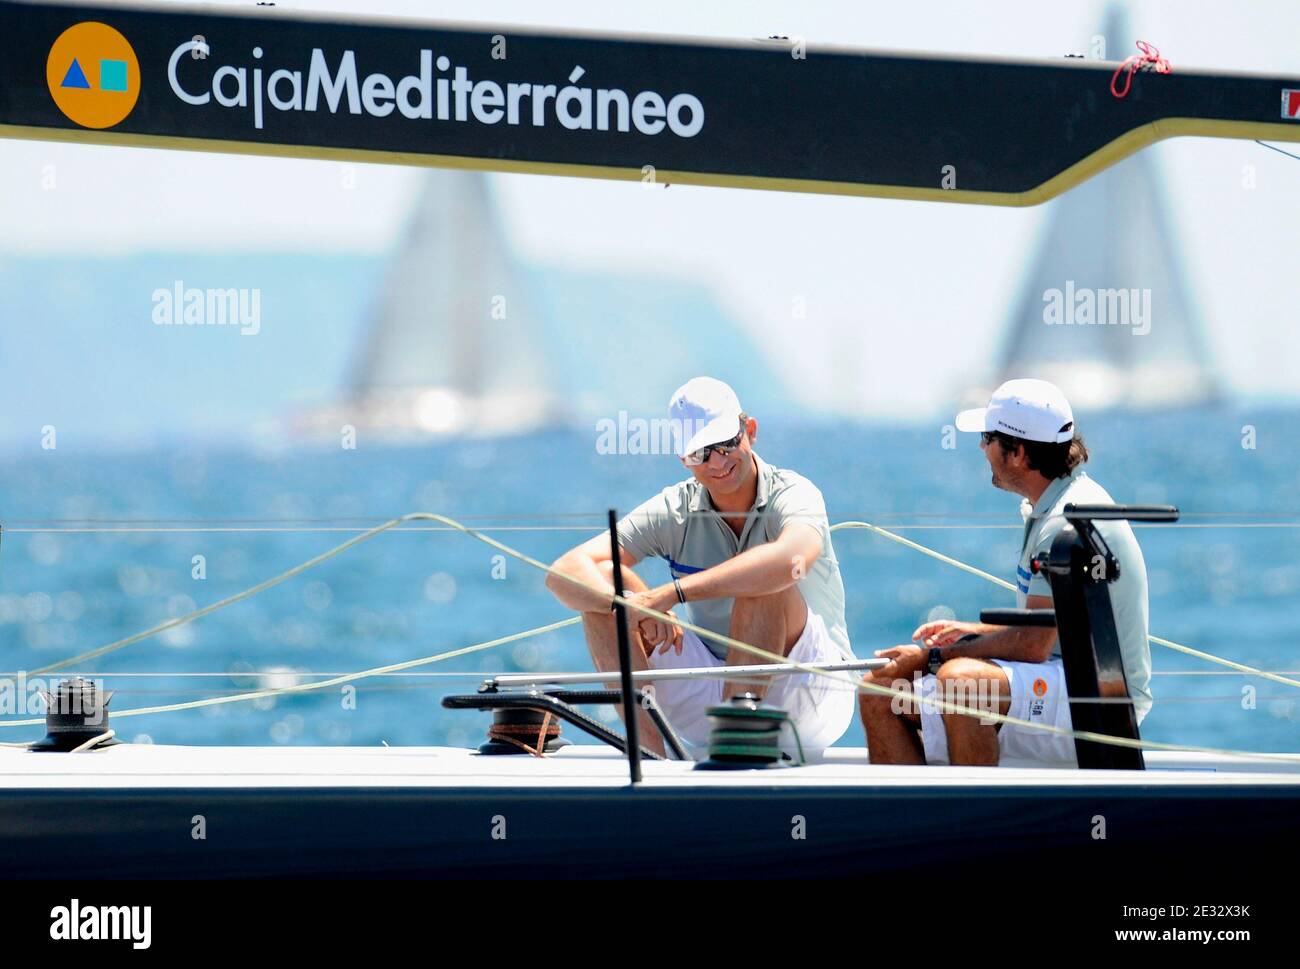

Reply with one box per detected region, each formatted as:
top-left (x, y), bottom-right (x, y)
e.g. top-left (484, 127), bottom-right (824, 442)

top-left (69, 729), bottom-right (115, 753)
top-left (488, 712), bottom-right (557, 757)
top-left (1256, 140), bottom-right (1300, 163)
top-left (14, 522), bottom-right (1300, 533)
top-left (29, 515), bottom-right (445, 675)
top-left (39, 688), bottom-right (1291, 705)
top-left (1110, 40), bottom-right (1171, 99)
top-left (589, 597), bottom-right (1300, 764)
top-left (1147, 635), bottom-right (1300, 688)
top-left (787, 718), bottom-right (806, 765)
top-left (831, 521), bottom-right (1019, 591)
top-left (0, 671), bottom-right (496, 678)
top-left (8, 525), bottom-right (603, 534)
top-left (0, 616), bottom-right (579, 728)
top-left (9, 668), bottom-right (1300, 679)
top-left (4, 512), bottom-right (1297, 763)
top-left (8, 669), bottom-right (1300, 679)
top-left (827, 522), bottom-right (1300, 692)
top-left (1153, 670), bottom-right (1300, 677)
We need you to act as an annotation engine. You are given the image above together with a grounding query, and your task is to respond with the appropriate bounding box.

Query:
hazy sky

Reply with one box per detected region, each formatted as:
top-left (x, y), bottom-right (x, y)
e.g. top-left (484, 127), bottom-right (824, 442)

top-left (5, 0), bottom-right (1299, 418)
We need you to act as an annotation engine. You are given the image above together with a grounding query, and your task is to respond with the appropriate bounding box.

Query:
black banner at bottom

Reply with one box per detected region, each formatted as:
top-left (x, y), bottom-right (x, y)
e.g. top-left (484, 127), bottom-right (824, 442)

top-left (5, 865), bottom-right (1281, 954)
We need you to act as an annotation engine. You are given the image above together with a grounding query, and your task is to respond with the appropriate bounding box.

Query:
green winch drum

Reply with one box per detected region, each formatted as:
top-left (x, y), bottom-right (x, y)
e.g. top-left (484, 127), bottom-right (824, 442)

top-left (695, 693), bottom-right (799, 770)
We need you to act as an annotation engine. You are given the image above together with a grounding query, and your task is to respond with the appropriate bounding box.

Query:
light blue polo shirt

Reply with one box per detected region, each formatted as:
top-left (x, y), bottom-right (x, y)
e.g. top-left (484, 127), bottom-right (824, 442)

top-left (616, 454), bottom-right (852, 662)
top-left (1017, 467), bottom-right (1153, 722)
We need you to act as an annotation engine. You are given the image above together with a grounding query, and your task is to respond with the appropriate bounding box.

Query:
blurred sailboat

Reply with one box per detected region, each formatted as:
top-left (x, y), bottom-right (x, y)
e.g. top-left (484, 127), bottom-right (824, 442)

top-left (299, 169), bottom-right (566, 440)
top-left (975, 5), bottom-right (1221, 411)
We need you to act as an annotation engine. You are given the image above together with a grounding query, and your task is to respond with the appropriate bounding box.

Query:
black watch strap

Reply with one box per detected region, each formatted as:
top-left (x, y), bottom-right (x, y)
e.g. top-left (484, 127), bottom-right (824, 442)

top-left (926, 646), bottom-right (944, 676)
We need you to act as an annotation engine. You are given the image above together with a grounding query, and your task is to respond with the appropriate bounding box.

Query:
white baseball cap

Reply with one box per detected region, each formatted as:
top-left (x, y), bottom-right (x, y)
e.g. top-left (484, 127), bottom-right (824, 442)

top-left (668, 377), bottom-right (744, 458)
top-left (955, 378), bottom-right (1076, 443)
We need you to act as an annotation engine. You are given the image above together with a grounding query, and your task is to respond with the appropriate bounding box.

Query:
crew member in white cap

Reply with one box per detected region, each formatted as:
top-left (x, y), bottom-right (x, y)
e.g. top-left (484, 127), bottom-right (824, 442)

top-left (860, 378), bottom-right (1153, 767)
top-left (546, 377), bottom-right (855, 757)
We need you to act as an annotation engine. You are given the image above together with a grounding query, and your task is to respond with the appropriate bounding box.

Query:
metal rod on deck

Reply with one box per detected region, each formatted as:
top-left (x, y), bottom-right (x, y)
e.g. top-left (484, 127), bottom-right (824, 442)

top-left (607, 509), bottom-right (641, 784)
top-left (489, 658), bottom-right (885, 689)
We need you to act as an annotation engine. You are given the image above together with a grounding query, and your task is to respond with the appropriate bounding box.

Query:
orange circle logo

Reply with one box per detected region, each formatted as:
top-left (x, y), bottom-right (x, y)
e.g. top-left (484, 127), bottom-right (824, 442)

top-left (1032, 678), bottom-right (1048, 697)
top-left (46, 22), bottom-right (140, 129)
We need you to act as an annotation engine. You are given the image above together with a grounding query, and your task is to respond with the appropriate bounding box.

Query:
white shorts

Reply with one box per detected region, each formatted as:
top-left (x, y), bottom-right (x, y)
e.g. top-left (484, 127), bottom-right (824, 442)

top-left (645, 611), bottom-right (855, 756)
top-left (919, 658), bottom-right (1077, 767)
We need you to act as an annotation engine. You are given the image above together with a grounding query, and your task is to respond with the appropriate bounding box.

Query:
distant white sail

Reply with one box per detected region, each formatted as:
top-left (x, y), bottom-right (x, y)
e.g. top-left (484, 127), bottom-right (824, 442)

top-left (344, 169), bottom-right (564, 436)
top-left (988, 5), bottom-right (1220, 410)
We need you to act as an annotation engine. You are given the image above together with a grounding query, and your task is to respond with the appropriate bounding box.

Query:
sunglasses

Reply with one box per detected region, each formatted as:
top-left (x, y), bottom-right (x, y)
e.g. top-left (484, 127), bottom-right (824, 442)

top-left (681, 423), bottom-right (746, 466)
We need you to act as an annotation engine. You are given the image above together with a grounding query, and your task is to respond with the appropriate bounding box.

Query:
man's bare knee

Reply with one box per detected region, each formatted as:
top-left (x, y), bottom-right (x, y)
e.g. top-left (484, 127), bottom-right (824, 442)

top-left (729, 592), bottom-right (772, 620)
top-left (935, 658), bottom-right (1009, 720)
top-left (731, 586), bottom-right (806, 650)
top-left (859, 689), bottom-right (896, 714)
top-left (732, 585), bottom-right (799, 615)
top-left (935, 657), bottom-right (993, 682)
top-left (860, 683), bottom-right (920, 724)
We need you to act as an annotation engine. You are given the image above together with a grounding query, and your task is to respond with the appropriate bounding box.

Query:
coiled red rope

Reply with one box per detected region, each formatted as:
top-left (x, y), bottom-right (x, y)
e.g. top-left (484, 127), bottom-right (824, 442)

top-left (488, 711), bottom-right (558, 756)
top-left (1111, 40), bottom-right (1172, 98)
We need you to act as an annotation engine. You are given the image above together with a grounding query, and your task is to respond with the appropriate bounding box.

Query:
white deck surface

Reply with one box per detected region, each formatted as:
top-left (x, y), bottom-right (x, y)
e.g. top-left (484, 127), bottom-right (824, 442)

top-left (3, 744), bottom-right (1298, 790)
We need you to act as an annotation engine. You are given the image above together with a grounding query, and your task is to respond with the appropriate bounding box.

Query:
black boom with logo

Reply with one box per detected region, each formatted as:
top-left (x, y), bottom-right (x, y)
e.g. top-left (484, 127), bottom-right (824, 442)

top-left (2, 0), bottom-right (1300, 204)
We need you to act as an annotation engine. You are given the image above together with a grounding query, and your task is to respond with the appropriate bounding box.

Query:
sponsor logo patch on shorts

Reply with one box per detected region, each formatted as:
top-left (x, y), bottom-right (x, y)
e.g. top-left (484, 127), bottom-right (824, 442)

top-left (1029, 677), bottom-right (1049, 719)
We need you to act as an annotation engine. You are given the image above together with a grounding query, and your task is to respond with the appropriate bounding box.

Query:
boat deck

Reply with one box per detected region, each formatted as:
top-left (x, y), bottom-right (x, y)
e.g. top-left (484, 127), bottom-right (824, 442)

top-left (4, 743), bottom-right (1298, 789)
top-left (4, 744), bottom-right (1297, 878)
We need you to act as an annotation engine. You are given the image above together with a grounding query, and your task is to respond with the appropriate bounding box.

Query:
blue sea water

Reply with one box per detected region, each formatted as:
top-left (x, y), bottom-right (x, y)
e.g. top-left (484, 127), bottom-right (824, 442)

top-left (1, 407), bottom-right (1297, 753)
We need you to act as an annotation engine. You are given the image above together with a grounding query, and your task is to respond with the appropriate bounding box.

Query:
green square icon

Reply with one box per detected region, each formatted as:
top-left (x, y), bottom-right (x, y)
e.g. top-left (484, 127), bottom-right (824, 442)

top-left (99, 59), bottom-right (128, 92)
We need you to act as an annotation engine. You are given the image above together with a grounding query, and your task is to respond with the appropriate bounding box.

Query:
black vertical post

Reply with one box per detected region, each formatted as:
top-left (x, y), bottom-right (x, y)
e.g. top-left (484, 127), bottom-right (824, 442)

top-left (1045, 524), bottom-right (1144, 770)
top-left (1040, 504), bottom-right (1176, 770)
top-left (607, 508), bottom-right (641, 783)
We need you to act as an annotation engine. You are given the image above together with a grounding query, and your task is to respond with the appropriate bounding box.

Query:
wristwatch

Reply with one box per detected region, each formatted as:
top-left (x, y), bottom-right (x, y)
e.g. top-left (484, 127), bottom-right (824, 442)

top-left (926, 646), bottom-right (944, 676)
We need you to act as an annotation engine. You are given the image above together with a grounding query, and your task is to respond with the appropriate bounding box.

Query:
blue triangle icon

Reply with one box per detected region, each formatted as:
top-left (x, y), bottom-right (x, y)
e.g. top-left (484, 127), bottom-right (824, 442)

top-left (60, 58), bottom-right (91, 89)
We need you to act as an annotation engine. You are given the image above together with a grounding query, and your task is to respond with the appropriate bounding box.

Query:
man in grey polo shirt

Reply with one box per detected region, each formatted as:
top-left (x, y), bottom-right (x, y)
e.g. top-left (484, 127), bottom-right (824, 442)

top-left (860, 378), bottom-right (1152, 766)
top-left (546, 377), bottom-right (855, 756)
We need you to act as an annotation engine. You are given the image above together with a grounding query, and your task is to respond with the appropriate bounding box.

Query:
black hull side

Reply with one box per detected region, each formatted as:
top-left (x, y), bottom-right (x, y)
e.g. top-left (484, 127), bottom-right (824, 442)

top-left (2, 783), bottom-right (1293, 879)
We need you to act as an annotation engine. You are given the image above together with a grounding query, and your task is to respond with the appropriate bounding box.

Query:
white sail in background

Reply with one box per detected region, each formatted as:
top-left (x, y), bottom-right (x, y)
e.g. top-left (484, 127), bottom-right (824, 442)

top-left (988, 5), bottom-right (1220, 411)
top-left (339, 169), bottom-right (562, 437)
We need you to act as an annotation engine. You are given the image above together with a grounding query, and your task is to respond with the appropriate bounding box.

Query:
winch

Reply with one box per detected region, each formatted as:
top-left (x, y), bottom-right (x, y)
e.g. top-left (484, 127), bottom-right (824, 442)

top-left (478, 704), bottom-right (571, 756)
top-left (696, 693), bottom-right (803, 769)
top-left (29, 677), bottom-right (121, 753)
